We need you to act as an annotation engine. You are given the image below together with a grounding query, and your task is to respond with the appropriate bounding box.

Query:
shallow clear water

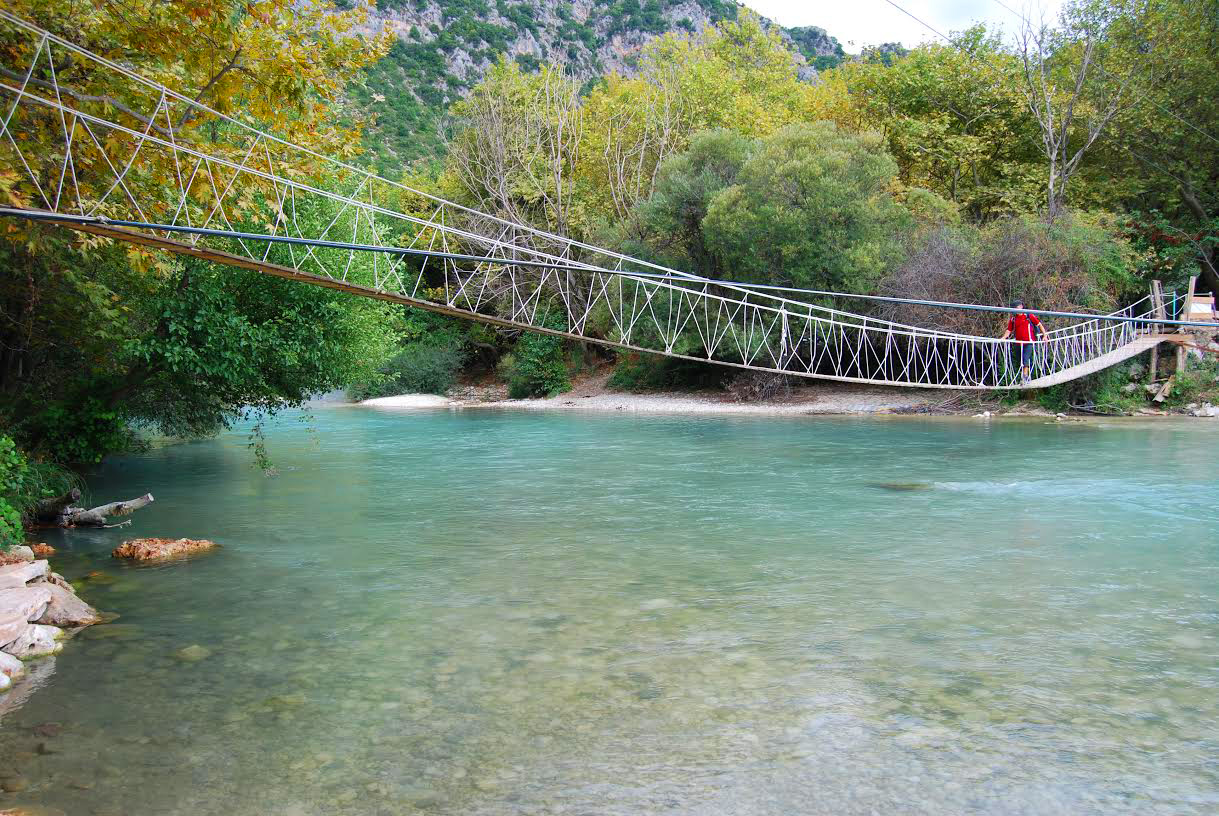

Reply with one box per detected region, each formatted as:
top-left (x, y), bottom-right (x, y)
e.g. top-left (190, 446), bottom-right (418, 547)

top-left (1, 408), bottom-right (1217, 815)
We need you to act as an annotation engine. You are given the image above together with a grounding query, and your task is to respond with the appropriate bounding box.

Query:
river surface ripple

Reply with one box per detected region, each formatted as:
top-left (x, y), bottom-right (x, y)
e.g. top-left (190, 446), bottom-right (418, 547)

top-left (1, 409), bottom-right (1216, 815)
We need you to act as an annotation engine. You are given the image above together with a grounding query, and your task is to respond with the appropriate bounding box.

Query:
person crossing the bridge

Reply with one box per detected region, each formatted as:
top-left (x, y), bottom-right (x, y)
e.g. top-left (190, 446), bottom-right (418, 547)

top-left (1000, 300), bottom-right (1045, 384)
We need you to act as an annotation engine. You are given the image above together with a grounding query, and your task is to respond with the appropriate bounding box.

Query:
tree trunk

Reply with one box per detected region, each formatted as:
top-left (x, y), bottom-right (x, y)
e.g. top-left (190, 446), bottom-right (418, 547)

top-left (1180, 187), bottom-right (1219, 296)
top-left (32, 489), bottom-right (81, 523)
top-left (1199, 257), bottom-right (1219, 301)
top-left (62, 494), bottom-right (154, 527)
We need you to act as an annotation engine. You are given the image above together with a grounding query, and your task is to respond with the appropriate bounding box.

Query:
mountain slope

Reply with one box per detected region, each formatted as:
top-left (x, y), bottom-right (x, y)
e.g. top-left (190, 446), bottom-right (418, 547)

top-left (350, 1), bottom-right (844, 171)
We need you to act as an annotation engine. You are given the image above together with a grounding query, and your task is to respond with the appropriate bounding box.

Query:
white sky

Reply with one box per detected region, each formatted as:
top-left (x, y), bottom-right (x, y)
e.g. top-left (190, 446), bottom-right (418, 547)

top-left (740, 0), bottom-right (1066, 50)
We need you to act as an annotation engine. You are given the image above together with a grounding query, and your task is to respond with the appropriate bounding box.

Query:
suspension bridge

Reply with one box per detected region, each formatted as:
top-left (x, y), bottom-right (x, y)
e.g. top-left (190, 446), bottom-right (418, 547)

top-left (0, 13), bottom-right (1204, 391)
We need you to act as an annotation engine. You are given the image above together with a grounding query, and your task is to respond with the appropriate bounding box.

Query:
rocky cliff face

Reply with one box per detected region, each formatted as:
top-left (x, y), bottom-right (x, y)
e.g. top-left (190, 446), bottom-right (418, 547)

top-left (365, 0), bottom-right (733, 80)
top-left (351, 1), bottom-right (843, 168)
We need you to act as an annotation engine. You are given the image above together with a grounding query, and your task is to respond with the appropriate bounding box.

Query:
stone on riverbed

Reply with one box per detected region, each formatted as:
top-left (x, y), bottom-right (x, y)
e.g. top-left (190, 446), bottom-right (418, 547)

top-left (34, 582), bottom-right (102, 627)
top-left (112, 537), bottom-right (218, 561)
top-left (173, 644), bottom-right (212, 662)
top-left (0, 559), bottom-right (48, 589)
top-left (0, 772), bottom-right (30, 792)
top-left (3, 623), bottom-right (64, 659)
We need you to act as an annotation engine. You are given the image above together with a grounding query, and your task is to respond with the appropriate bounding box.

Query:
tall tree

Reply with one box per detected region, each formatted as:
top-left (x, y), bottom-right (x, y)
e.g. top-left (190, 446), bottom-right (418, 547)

top-left (1016, 0), bottom-right (1151, 221)
top-left (1086, 0), bottom-right (1219, 293)
top-left (838, 27), bottom-right (1042, 219)
top-left (703, 122), bottom-right (909, 291)
top-left (447, 59), bottom-right (585, 240)
top-left (0, 1), bottom-right (396, 461)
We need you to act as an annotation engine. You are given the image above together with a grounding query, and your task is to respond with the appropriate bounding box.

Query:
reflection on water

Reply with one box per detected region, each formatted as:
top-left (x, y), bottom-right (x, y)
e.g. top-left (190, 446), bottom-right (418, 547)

top-left (0, 410), bottom-right (1216, 815)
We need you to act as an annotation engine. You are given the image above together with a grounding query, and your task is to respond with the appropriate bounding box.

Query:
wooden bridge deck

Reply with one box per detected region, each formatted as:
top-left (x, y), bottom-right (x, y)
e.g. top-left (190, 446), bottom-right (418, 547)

top-left (1025, 335), bottom-right (1176, 389)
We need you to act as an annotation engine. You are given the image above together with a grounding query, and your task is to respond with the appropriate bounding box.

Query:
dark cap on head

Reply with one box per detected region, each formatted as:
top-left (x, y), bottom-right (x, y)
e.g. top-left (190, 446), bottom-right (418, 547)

top-left (1011, 299), bottom-right (1025, 309)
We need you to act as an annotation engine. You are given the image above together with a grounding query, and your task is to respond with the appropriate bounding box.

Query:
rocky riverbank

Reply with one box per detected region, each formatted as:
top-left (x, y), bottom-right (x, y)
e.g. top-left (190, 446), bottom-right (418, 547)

top-left (0, 548), bottom-right (102, 697)
top-left (1, 537), bottom-right (215, 698)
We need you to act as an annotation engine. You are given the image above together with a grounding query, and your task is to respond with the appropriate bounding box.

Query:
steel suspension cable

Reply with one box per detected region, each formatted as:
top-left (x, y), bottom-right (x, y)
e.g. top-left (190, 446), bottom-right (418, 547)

top-left (6, 207), bottom-right (1214, 330)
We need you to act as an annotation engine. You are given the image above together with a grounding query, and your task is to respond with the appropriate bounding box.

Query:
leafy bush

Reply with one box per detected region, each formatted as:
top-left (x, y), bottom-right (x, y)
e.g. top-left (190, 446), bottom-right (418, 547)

top-left (29, 397), bottom-right (135, 465)
top-left (350, 339), bottom-right (467, 400)
top-left (1038, 366), bottom-right (1145, 414)
top-left (607, 353), bottom-right (725, 392)
top-left (1163, 356), bottom-right (1219, 409)
top-left (0, 436), bottom-right (27, 549)
top-left (631, 123), bottom-right (909, 292)
top-left (878, 213), bottom-right (1141, 336)
top-left (503, 321), bottom-right (571, 398)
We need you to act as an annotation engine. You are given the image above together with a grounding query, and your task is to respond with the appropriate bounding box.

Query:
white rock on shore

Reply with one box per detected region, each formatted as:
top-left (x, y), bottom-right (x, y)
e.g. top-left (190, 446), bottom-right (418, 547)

top-left (0, 650), bottom-right (22, 678)
top-left (1, 584), bottom-right (52, 624)
top-left (0, 559), bottom-right (48, 589)
top-left (36, 582), bottom-right (103, 627)
top-left (360, 394), bottom-right (454, 409)
top-left (1, 557), bottom-right (103, 680)
top-left (0, 650), bottom-right (22, 691)
top-left (0, 545), bottom-right (35, 563)
top-left (3, 623), bottom-right (64, 659)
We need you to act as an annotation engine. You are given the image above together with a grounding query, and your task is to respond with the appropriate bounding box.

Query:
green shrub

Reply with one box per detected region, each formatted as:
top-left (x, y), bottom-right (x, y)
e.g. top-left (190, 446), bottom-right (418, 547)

top-left (1040, 365), bottom-right (1145, 414)
top-left (1163, 357), bottom-right (1219, 408)
top-left (504, 325), bottom-right (571, 399)
top-left (393, 342), bottom-right (467, 395)
top-left (0, 435), bottom-right (87, 549)
top-left (30, 397), bottom-right (134, 465)
top-left (0, 436), bottom-right (27, 550)
top-left (349, 339), bottom-right (467, 400)
top-left (607, 353), bottom-right (725, 392)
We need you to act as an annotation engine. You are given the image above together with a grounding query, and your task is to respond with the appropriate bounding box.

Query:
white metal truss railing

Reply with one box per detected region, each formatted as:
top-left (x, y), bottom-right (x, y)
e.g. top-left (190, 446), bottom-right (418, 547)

top-left (0, 12), bottom-right (1165, 389)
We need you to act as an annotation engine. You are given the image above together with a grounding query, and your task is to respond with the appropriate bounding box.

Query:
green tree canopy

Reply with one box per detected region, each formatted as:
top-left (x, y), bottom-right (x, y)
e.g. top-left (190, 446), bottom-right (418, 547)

top-left (699, 122), bottom-right (911, 291)
top-left (836, 26), bottom-right (1042, 219)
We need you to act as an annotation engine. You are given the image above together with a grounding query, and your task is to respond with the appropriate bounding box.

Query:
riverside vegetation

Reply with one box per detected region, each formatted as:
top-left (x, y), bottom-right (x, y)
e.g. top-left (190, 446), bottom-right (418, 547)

top-left (1, 0), bottom-right (1218, 501)
top-left (0, 3), bottom-right (1217, 811)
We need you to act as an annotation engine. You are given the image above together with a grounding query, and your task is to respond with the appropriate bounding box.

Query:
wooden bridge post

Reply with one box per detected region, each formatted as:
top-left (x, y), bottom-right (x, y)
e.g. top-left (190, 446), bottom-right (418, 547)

top-left (1149, 281), bottom-right (1164, 381)
top-left (1175, 276), bottom-right (1197, 377)
top-left (1181, 276), bottom-right (1197, 333)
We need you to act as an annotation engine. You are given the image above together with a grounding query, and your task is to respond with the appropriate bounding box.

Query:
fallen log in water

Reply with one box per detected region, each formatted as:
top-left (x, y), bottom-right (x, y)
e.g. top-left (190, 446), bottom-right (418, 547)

top-left (65, 493), bottom-right (155, 527)
top-left (32, 488), bottom-right (81, 522)
top-left (34, 492), bottom-right (155, 528)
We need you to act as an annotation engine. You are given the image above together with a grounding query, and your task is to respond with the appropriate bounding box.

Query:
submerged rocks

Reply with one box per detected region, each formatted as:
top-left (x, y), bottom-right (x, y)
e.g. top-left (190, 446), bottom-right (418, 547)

top-left (0, 771), bottom-right (30, 792)
top-left (173, 644), bottom-right (212, 662)
top-left (868, 482), bottom-right (934, 492)
top-left (112, 537), bottom-right (218, 561)
top-left (2, 557), bottom-right (103, 694)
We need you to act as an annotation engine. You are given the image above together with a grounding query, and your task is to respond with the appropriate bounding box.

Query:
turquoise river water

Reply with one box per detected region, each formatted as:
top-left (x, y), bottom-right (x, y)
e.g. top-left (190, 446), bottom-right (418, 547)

top-left (0, 407), bottom-right (1216, 816)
